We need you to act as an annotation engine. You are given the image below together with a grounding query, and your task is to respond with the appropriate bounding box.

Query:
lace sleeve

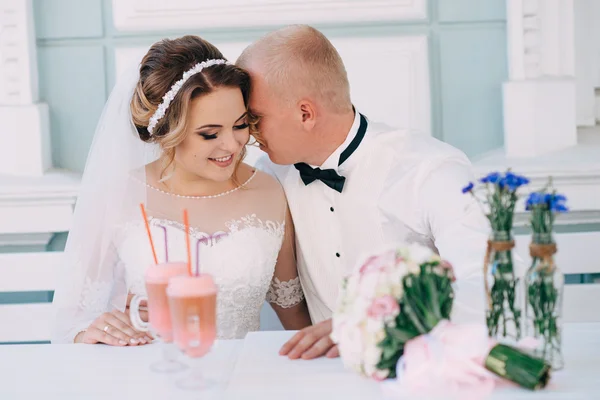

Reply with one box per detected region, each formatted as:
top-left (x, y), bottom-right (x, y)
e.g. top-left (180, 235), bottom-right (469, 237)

top-left (266, 276), bottom-right (304, 308)
top-left (51, 240), bottom-right (125, 344)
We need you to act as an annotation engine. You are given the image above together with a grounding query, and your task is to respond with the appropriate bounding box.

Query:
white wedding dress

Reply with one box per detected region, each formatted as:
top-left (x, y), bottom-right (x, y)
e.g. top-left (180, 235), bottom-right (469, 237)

top-left (53, 169), bottom-right (304, 342)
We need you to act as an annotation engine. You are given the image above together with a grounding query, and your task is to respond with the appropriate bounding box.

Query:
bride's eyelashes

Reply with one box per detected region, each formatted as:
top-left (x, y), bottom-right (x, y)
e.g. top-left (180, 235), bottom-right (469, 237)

top-left (198, 122), bottom-right (249, 140)
top-left (199, 132), bottom-right (218, 140)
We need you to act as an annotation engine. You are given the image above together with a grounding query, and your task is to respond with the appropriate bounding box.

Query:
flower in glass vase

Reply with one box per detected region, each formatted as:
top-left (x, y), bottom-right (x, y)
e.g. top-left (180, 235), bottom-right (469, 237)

top-left (524, 181), bottom-right (568, 369)
top-left (462, 170), bottom-right (529, 341)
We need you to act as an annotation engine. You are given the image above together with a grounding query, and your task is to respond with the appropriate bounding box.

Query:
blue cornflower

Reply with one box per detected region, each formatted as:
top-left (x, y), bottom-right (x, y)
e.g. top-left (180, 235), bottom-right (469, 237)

top-left (462, 182), bottom-right (474, 194)
top-left (525, 192), bottom-right (544, 210)
top-left (480, 172), bottom-right (501, 184)
top-left (504, 172), bottom-right (530, 191)
top-left (498, 177), bottom-right (506, 190)
top-left (552, 203), bottom-right (569, 213)
top-left (518, 175), bottom-right (530, 186)
top-left (550, 193), bottom-right (568, 213)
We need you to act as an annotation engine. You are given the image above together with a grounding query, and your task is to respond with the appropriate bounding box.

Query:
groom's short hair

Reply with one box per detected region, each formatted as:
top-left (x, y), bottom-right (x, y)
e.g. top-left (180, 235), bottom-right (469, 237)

top-left (238, 25), bottom-right (352, 114)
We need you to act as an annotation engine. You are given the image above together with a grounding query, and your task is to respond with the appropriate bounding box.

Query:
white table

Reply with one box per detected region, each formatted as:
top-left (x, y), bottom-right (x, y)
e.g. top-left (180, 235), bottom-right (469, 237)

top-left (0, 324), bottom-right (598, 400)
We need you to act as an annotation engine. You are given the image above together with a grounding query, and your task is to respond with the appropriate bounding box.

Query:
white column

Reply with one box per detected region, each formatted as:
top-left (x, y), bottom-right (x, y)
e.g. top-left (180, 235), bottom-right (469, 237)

top-left (503, 0), bottom-right (577, 157)
top-left (574, 0), bottom-right (596, 127)
top-left (0, 0), bottom-right (51, 176)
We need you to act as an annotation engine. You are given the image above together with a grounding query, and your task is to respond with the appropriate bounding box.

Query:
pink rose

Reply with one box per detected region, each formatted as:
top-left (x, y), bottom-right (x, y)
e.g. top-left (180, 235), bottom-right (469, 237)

top-left (359, 251), bottom-right (394, 275)
top-left (440, 260), bottom-right (456, 281)
top-left (359, 256), bottom-right (383, 275)
top-left (367, 295), bottom-right (400, 320)
top-left (371, 369), bottom-right (390, 381)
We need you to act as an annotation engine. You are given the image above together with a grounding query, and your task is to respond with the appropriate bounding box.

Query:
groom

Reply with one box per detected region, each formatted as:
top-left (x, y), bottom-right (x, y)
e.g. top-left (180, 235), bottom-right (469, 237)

top-left (237, 25), bottom-right (489, 359)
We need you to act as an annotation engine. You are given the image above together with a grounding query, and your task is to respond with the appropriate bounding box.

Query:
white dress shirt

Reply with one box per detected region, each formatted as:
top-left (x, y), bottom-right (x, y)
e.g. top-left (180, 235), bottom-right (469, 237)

top-left (258, 111), bottom-right (490, 324)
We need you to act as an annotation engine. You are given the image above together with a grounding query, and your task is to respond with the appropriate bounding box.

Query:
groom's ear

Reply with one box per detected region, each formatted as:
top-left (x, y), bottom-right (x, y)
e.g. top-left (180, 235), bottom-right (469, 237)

top-left (299, 100), bottom-right (316, 130)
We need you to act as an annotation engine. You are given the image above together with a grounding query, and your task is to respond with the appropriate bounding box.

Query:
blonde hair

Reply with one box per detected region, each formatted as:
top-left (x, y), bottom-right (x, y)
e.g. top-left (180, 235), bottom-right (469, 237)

top-left (131, 35), bottom-right (252, 182)
top-left (238, 25), bottom-right (352, 114)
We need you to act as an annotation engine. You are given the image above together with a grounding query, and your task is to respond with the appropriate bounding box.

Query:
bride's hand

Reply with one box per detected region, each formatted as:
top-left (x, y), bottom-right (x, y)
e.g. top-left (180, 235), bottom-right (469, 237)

top-left (74, 310), bottom-right (153, 346)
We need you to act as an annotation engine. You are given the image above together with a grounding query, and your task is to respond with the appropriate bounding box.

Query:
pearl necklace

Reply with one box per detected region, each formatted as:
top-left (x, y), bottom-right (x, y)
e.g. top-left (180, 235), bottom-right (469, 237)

top-left (145, 169), bottom-right (257, 199)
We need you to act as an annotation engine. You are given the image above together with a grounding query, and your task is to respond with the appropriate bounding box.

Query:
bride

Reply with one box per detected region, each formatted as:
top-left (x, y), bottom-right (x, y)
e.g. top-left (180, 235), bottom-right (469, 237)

top-left (51, 35), bottom-right (312, 345)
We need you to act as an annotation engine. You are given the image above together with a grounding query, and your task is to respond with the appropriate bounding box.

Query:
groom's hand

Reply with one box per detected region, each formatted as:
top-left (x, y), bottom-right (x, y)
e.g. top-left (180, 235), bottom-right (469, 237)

top-left (279, 319), bottom-right (339, 360)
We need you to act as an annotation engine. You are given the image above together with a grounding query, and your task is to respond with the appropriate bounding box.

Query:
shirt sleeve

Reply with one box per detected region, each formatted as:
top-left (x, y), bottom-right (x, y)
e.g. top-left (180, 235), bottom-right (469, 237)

top-left (417, 157), bottom-right (490, 323)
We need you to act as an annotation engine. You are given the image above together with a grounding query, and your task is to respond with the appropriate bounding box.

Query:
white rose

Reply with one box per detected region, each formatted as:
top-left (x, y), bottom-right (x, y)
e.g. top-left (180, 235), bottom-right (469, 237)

top-left (406, 243), bottom-right (435, 265)
top-left (365, 316), bottom-right (385, 334)
top-left (363, 344), bottom-right (383, 375)
top-left (405, 261), bottom-right (421, 275)
top-left (337, 324), bottom-right (364, 371)
top-left (358, 270), bottom-right (382, 298)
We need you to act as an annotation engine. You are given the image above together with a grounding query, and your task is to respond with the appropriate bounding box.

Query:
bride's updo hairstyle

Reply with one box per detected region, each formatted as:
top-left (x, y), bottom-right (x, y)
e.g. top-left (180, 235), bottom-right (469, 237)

top-left (130, 35), bottom-right (255, 177)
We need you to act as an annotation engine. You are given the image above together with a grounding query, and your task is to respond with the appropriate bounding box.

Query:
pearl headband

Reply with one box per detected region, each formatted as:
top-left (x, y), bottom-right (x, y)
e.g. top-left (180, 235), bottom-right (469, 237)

top-left (147, 59), bottom-right (230, 135)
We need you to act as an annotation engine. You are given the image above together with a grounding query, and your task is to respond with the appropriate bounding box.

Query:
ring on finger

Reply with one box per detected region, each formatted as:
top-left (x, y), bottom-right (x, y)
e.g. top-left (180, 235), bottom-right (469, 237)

top-left (103, 325), bottom-right (110, 333)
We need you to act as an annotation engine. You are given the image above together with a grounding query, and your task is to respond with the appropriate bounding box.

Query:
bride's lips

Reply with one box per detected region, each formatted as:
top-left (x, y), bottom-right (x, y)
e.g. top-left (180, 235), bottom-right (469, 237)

top-left (209, 154), bottom-right (234, 168)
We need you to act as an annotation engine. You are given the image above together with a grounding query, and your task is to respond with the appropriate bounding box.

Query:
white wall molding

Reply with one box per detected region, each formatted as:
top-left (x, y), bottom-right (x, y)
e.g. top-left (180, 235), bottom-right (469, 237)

top-left (0, 233), bottom-right (53, 248)
top-left (503, 0), bottom-right (577, 158)
top-left (0, 0), bottom-right (52, 176)
top-left (473, 127), bottom-right (600, 225)
top-left (112, 0), bottom-right (427, 32)
top-left (0, 170), bottom-right (79, 235)
top-left (574, 0), bottom-right (596, 127)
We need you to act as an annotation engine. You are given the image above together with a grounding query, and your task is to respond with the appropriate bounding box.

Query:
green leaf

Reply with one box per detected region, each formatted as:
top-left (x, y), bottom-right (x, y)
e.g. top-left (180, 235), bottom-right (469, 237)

top-left (377, 353), bottom-right (402, 371)
top-left (386, 326), bottom-right (419, 344)
top-left (424, 275), bottom-right (442, 321)
top-left (381, 344), bottom-right (399, 360)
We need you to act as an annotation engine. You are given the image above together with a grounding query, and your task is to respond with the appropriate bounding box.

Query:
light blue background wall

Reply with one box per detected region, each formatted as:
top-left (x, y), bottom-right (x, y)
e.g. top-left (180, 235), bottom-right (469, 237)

top-left (33, 0), bottom-right (508, 173)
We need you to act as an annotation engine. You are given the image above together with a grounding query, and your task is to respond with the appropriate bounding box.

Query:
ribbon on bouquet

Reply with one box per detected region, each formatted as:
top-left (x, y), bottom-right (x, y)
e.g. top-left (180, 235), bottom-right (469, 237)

top-left (381, 320), bottom-right (550, 400)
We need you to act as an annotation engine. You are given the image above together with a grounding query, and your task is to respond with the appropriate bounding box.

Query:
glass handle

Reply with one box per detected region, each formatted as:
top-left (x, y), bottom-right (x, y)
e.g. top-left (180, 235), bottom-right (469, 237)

top-left (130, 294), bottom-right (150, 332)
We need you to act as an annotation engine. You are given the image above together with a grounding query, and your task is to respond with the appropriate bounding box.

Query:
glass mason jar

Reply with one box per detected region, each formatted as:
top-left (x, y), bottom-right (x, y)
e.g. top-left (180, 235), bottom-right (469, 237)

top-left (525, 232), bottom-right (564, 370)
top-left (485, 230), bottom-right (522, 341)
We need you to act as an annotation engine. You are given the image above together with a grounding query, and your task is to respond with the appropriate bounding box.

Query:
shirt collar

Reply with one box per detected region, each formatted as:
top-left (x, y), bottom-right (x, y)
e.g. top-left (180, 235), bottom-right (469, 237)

top-left (316, 109), bottom-right (361, 171)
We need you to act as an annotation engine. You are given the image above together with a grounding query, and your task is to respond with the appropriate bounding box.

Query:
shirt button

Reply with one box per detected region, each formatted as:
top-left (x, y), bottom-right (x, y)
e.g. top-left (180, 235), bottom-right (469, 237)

top-left (330, 207), bottom-right (334, 212)
top-left (335, 252), bottom-right (340, 258)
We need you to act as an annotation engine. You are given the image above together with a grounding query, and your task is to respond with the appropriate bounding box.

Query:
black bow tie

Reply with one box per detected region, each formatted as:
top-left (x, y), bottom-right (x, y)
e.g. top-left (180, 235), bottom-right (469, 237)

top-left (294, 112), bottom-right (367, 193)
top-left (294, 163), bottom-right (346, 193)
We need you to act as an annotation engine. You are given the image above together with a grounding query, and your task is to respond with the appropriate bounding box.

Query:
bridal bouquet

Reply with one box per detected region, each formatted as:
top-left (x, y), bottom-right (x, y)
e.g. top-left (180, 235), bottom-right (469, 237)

top-left (331, 244), bottom-right (551, 396)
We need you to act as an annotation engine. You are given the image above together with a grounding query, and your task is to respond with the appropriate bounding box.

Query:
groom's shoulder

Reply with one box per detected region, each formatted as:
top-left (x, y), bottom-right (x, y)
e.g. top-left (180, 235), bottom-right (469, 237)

top-left (369, 122), bottom-right (470, 165)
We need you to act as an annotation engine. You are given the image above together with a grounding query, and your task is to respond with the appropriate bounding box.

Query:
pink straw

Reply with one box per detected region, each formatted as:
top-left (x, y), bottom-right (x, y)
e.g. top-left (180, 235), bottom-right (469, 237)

top-left (158, 225), bottom-right (168, 262)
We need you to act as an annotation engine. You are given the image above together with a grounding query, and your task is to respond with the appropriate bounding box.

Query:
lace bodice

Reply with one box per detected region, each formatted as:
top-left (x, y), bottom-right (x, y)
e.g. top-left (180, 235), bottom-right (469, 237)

top-left (117, 215), bottom-right (285, 339)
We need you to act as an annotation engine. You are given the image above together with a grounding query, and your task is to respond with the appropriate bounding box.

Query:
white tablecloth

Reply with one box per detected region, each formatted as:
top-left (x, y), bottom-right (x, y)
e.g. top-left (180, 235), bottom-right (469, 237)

top-left (0, 323), bottom-right (598, 399)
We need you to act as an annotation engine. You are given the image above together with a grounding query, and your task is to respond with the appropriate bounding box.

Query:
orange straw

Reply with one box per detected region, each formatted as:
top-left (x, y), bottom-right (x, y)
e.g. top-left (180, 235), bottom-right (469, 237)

top-left (183, 209), bottom-right (192, 276)
top-left (139, 203), bottom-right (158, 264)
